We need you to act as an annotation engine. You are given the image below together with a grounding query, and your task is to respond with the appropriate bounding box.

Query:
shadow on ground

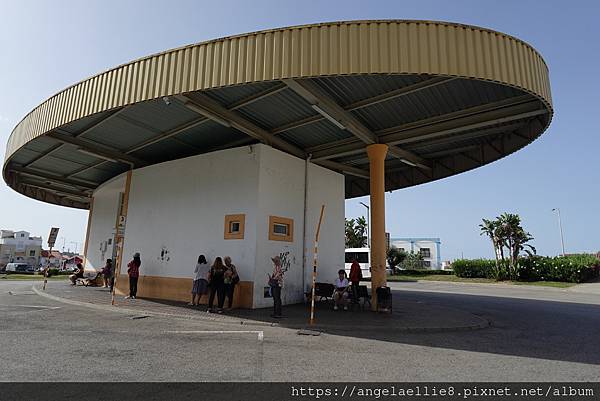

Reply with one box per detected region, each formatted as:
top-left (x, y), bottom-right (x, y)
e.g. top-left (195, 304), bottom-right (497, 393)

top-left (40, 281), bottom-right (600, 366)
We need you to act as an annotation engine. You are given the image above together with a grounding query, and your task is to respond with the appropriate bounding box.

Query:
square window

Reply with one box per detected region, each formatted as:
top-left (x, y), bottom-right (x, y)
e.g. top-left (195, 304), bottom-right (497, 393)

top-left (229, 221), bottom-right (241, 233)
top-left (419, 248), bottom-right (431, 258)
top-left (224, 214), bottom-right (245, 240)
top-left (272, 223), bottom-right (288, 236)
top-left (269, 216), bottom-right (293, 242)
top-left (29, 250), bottom-right (36, 257)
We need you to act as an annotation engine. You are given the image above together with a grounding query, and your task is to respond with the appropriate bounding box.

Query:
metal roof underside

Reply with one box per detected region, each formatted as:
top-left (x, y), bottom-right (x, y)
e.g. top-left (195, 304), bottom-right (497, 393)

top-left (5, 74), bottom-right (550, 208)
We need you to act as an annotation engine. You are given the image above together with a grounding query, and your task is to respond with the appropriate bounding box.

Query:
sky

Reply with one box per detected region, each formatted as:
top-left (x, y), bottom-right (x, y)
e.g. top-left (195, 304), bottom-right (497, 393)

top-left (0, 0), bottom-right (598, 259)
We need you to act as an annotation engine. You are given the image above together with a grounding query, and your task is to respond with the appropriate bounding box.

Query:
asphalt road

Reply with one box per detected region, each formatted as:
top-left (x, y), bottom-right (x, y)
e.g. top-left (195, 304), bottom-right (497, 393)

top-left (1, 280), bottom-right (599, 381)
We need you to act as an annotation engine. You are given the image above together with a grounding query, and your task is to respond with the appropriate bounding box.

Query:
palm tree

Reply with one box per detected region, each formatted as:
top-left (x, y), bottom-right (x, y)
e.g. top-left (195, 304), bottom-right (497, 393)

top-left (498, 213), bottom-right (535, 280)
top-left (480, 218), bottom-right (502, 279)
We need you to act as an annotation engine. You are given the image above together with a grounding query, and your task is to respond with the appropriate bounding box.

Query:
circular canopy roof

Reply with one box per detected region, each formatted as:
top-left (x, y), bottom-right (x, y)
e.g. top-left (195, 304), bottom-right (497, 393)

top-left (3, 20), bottom-right (552, 209)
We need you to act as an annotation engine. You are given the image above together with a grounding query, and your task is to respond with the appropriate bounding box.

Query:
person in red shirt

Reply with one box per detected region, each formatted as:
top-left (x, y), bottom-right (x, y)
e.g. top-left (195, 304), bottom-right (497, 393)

top-left (349, 258), bottom-right (362, 304)
top-left (125, 252), bottom-right (141, 299)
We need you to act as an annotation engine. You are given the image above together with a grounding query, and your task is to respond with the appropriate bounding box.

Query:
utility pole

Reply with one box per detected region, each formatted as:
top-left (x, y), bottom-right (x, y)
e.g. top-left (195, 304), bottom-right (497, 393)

top-left (552, 208), bottom-right (566, 256)
top-left (359, 202), bottom-right (370, 248)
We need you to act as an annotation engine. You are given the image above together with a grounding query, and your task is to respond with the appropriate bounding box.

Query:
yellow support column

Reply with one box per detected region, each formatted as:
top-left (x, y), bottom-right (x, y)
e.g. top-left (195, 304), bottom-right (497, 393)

top-left (366, 144), bottom-right (388, 311)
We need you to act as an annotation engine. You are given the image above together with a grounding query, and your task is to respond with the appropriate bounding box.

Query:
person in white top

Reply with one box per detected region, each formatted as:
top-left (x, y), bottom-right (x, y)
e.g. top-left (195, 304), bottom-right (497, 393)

top-left (189, 255), bottom-right (210, 306)
top-left (333, 269), bottom-right (349, 311)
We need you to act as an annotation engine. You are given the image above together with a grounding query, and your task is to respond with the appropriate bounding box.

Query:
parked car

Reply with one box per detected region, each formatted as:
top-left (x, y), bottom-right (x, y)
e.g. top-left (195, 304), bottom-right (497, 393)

top-left (5, 262), bottom-right (31, 273)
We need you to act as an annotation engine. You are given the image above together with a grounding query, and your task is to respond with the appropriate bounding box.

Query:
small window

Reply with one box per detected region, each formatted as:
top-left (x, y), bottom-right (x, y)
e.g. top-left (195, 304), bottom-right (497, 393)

top-left (224, 214), bottom-right (245, 240)
top-left (229, 221), bottom-right (241, 234)
top-left (419, 248), bottom-right (431, 258)
top-left (273, 223), bottom-right (288, 236)
top-left (345, 252), bottom-right (368, 263)
top-left (269, 216), bottom-right (293, 242)
top-left (422, 261), bottom-right (431, 268)
top-left (29, 250), bottom-right (36, 257)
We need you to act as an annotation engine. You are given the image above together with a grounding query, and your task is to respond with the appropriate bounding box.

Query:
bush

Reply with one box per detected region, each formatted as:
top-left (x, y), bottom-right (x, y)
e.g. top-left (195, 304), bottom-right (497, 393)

top-left (452, 259), bottom-right (497, 279)
top-left (518, 254), bottom-right (600, 283)
top-left (46, 268), bottom-right (60, 277)
top-left (453, 255), bottom-right (600, 283)
top-left (394, 269), bottom-right (453, 276)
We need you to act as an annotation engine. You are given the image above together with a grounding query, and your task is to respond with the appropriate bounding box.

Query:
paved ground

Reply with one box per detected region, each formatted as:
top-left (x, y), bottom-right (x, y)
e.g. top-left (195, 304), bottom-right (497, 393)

top-left (36, 281), bottom-right (489, 332)
top-left (1, 279), bottom-right (600, 381)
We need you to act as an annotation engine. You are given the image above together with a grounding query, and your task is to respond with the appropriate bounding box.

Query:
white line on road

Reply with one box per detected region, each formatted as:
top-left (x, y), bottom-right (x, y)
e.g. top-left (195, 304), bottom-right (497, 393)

top-left (10, 305), bottom-right (61, 309)
top-left (164, 330), bottom-right (263, 339)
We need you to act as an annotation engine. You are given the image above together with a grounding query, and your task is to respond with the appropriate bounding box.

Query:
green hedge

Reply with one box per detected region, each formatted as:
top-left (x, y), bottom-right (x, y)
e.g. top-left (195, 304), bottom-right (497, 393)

top-left (452, 259), bottom-right (501, 279)
top-left (453, 255), bottom-right (600, 283)
top-left (394, 269), bottom-right (453, 276)
top-left (46, 269), bottom-right (71, 277)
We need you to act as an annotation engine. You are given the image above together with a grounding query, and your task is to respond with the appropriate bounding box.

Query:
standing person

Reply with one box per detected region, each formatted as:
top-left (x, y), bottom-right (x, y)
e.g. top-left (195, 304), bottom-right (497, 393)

top-left (125, 252), bottom-right (141, 299)
top-left (207, 257), bottom-right (226, 313)
top-left (100, 259), bottom-right (113, 288)
top-left (69, 263), bottom-right (84, 285)
top-left (349, 257), bottom-right (362, 304)
top-left (268, 256), bottom-right (284, 318)
top-left (189, 255), bottom-right (209, 306)
top-left (223, 256), bottom-right (239, 310)
top-left (333, 269), bottom-right (350, 311)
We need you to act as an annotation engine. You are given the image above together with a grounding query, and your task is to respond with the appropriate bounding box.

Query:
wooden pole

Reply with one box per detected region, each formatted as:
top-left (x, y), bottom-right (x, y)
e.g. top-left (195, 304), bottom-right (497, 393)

top-left (309, 205), bottom-right (325, 326)
top-left (42, 245), bottom-right (52, 291)
top-left (111, 170), bottom-right (133, 305)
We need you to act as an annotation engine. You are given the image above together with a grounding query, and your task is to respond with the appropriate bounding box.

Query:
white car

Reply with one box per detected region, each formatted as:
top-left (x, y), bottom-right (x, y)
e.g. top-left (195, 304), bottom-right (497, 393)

top-left (5, 262), bottom-right (30, 273)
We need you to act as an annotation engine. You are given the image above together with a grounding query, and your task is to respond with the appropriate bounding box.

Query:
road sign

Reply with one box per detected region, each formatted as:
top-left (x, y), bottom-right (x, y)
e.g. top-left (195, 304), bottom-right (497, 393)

top-left (47, 227), bottom-right (60, 248)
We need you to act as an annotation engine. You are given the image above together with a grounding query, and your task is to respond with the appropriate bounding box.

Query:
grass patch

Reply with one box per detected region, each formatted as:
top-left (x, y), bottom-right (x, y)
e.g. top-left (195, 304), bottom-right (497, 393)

top-left (0, 274), bottom-right (68, 280)
top-left (387, 274), bottom-right (577, 287)
top-left (510, 280), bottom-right (576, 288)
top-left (388, 274), bottom-right (496, 283)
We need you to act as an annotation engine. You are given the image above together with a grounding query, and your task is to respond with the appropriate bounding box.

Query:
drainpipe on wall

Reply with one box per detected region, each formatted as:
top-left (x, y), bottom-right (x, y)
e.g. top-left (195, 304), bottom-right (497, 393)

top-left (301, 154), bottom-right (312, 295)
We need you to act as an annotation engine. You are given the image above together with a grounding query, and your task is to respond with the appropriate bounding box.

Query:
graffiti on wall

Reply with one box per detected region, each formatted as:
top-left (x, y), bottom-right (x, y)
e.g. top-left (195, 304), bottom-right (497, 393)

top-left (158, 246), bottom-right (170, 264)
top-left (278, 250), bottom-right (292, 274)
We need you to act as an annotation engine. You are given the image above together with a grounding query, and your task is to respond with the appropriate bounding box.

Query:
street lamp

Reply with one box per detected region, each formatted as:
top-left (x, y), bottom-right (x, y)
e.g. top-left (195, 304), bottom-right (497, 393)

top-left (552, 208), bottom-right (566, 256)
top-left (359, 202), bottom-right (370, 248)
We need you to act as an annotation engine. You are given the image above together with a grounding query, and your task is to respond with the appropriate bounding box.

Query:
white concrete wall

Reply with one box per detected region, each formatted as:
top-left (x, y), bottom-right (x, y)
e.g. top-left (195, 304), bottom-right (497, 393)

top-left (253, 146), bottom-right (305, 308)
top-left (122, 146), bottom-right (260, 283)
top-left (303, 163), bottom-right (345, 292)
top-left (253, 146), bottom-right (345, 308)
top-left (86, 175), bottom-right (125, 271)
top-left (87, 144), bottom-right (345, 308)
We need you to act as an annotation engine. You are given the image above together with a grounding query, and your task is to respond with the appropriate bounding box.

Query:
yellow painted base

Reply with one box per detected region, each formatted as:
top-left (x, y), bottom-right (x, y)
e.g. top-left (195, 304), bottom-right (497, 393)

top-left (114, 275), bottom-right (254, 308)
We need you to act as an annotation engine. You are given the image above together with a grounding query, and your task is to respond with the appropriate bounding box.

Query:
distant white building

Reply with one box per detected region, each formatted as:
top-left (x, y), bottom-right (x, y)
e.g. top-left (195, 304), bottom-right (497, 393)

top-left (0, 230), bottom-right (43, 268)
top-left (390, 237), bottom-right (442, 269)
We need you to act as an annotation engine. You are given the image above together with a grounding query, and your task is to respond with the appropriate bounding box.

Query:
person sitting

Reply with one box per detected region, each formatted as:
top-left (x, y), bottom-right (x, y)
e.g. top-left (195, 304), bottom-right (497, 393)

top-left (100, 259), bottom-right (113, 288)
top-left (69, 263), bottom-right (84, 285)
top-left (333, 269), bottom-right (349, 311)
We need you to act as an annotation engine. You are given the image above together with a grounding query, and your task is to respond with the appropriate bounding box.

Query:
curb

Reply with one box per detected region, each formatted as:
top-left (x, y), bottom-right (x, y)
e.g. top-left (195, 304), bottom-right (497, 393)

top-left (32, 284), bottom-right (279, 328)
top-left (32, 284), bottom-right (490, 334)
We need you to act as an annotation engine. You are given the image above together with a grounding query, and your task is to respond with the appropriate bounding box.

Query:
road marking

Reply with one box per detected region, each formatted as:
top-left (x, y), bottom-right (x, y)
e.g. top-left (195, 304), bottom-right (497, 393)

top-left (11, 304), bottom-right (61, 309)
top-left (164, 330), bottom-right (263, 338)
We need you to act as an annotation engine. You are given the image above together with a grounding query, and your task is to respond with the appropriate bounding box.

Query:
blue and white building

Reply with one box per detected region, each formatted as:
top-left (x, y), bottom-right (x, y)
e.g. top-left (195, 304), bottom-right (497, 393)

top-left (390, 238), bottom-right (442, 269)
